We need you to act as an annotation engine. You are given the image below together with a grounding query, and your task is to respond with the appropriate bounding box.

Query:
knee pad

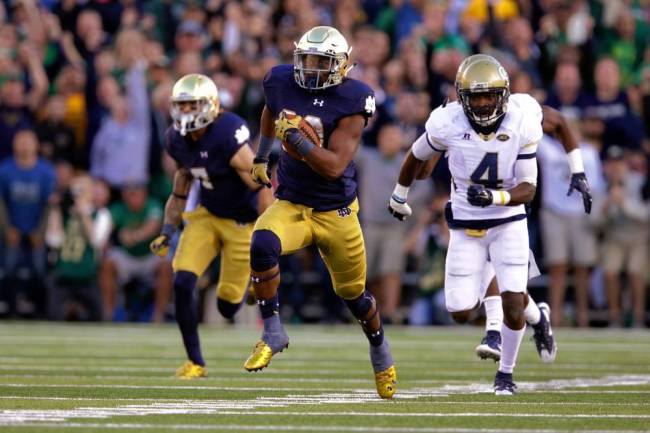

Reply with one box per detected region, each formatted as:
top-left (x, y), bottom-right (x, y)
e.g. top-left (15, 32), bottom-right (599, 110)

top-left (173, 271), bottom-right (197, 297)
top-left (344, 290), bottom-right (374, 320)
top-left (250, 230), bottom-right (281, 272)
top-left (217, 297), bottom-right (241, 319)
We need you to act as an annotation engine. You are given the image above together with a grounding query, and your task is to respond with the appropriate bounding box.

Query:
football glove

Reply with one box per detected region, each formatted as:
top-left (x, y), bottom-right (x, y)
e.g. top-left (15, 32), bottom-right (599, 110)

top-left (274, 111), bottom-right (302, 142)
top-left (567, 172), bottom-right (592, 214)
top-left (388, 195), bottom-right (412, 221)
top-left (251, 157), bottom-right (272, 188)
top-left (150, 234), bottom-right (171, 257)
top-left (467, 184), bottom-right (493, 207)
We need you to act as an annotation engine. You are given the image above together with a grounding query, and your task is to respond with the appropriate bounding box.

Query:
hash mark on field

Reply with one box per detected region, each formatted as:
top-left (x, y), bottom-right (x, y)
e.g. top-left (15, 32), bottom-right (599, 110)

top-left (2, 375), bottom-right (650, 425)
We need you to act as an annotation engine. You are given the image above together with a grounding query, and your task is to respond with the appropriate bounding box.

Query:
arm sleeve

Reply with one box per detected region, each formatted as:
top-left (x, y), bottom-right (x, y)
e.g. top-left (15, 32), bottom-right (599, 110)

top-left (411, 132), bottom-right (443, 161)
top-left (351, 85), bottom-right (376, 125)
top-left (225, 116), bottom-right (251, 162)
top-left (262, 69), bottom-right (277, 116)
top-left (517, 94), bottom-right (543, 159)
top-left (514, 157), bottom-right (538, 187)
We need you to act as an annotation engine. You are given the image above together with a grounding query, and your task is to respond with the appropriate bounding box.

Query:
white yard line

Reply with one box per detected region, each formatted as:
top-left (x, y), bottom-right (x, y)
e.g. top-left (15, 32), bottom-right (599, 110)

top-left (0, 423), bottom-right (649, 433)
top-left (1, 375), bottom-right (650, 425)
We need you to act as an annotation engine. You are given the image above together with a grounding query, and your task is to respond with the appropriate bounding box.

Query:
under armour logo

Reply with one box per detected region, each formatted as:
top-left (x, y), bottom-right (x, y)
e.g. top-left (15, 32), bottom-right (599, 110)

top-left (313, 99), bottom-right (324, 107)
top-left (462, 133), bottom-right (471, 140)
top-left (200, 151), bottom-right (208, 158)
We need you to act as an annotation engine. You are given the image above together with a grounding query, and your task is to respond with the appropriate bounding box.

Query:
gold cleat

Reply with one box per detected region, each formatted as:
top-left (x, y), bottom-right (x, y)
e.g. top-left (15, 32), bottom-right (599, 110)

top-left (243, 340), bottom-right (288, 372)
top-left (375, 365), bottom-right (397, 399)
top-left (175, 360), bottom-right (207, 379)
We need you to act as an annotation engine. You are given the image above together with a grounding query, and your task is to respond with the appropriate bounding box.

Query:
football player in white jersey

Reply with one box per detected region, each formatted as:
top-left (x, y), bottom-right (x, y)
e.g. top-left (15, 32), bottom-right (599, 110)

top-left (474, 106), bottom-right (593, 364)
top-left (388, 54), bottom-right (591, 395)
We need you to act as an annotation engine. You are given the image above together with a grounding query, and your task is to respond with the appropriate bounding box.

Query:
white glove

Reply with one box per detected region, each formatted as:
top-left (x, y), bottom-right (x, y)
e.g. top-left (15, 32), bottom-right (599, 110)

top-left (388, 195), bottom-right (412, 221)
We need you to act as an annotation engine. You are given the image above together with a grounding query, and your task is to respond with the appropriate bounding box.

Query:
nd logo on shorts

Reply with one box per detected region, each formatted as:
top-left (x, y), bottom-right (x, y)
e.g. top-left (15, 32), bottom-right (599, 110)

top-left (337, 207), bottom-right (352, 218)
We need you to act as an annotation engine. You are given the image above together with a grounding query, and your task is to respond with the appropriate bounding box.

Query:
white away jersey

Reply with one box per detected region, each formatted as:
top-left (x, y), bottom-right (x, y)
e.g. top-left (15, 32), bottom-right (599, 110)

top-left (418, 93), bottom-right (543, 227)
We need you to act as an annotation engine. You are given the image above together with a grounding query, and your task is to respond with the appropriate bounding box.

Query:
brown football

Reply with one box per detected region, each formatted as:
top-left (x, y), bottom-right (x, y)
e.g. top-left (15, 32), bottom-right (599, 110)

top-left (281, 115), bottom-right (321, 160)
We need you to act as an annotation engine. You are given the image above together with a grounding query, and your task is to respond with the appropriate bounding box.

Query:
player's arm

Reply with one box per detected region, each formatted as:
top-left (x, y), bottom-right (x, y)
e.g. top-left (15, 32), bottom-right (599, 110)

top-left (149, 167), bottom-right (193, 257)
top-left (388, 132), bottom-right (444, 221)
top-left (250, 105), bottom-right (274, 188)
top-left (280, 113), bottom-right (365, 181)
top-left (541, 105), bottom-right (592, 213)
top-left (229, 144), bottom-right (274, 212)
top-left (467, 157), bottom-right (538, 207)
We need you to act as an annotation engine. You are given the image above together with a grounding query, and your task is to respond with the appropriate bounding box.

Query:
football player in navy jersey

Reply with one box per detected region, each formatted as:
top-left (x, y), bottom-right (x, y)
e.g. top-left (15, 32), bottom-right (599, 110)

top-left (244, 26), bottom-right (397, 399)
top-left (150, 74), bottom-right (271, 379)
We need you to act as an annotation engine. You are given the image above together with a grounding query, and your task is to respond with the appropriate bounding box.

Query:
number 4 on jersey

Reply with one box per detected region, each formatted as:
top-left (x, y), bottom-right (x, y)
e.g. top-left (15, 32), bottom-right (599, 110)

top-left (471, 152), bottom-right (502, 189)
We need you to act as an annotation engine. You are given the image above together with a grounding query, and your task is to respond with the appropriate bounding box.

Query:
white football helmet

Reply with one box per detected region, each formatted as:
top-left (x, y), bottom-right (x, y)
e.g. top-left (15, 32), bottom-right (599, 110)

top-left (294, 26), bottom-right (353, 90)
top-left (170, 74), bottom-right (220, 136)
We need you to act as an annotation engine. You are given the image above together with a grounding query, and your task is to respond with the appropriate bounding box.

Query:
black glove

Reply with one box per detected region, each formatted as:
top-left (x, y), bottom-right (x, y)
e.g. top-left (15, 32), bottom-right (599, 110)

top-left (467, 184), bottom-right (493, 207)
top-left (567, 172), bottom-right (592, 214)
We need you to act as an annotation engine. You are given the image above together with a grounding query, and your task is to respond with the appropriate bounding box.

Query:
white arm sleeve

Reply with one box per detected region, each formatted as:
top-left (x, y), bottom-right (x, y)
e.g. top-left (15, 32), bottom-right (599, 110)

top-left (411, 132), bottom-right (443, 161)
top-left (514, 157), bottom-right (538, 187)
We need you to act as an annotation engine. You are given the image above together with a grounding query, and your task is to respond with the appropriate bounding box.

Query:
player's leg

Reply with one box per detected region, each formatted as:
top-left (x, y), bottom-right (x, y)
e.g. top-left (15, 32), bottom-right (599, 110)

top-left (245, 200), bottom-right (313, 371)
top-left (213, 219), bottom-right (255, 319)
top-left (489, 220), bottom-right (530, 395)
top-left (476, 265), bottom-right (502, 361)
top-left (314, 200), bottom-right (396, 399)
top-left (444, 229), bottom-right (488, 323)
top-left (172, 207), bottom-right (221, 377)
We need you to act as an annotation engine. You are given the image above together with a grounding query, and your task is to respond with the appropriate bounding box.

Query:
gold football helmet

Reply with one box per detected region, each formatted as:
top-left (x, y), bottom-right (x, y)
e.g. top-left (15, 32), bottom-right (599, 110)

top-left (455, 54), bottom-right (509, 127)
top-left (170, 74), bottom-right (220, 136)
top-left (294, 26), bottom-right (353, 90)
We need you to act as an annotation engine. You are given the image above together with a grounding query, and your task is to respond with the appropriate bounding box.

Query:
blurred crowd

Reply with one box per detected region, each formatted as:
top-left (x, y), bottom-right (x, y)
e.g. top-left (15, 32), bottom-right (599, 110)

top-left (0, 0), bottom-right (648, 328)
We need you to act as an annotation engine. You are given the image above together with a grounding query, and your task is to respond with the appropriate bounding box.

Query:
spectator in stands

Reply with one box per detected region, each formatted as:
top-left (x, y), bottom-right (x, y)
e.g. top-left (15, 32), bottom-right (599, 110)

top-left (37, 95), bottom-right (76, 165)
top-left (584, 57), bottom-right (644, 153)
top-left (100, 182), bottom-right (171, 323)
top-left (593, 146), bottom-right (649, 328)
top-left (0, 40), bottom-right (48, 160)
top-left (0, 129), bottom-right (56, 316)
top-left (46, 175), bottom-right (111, 321)
top-left (537, 123), bottom-right (606, 327)
top-left (90, 29), bottom-right (150, 192)
top-left (406, 194), bottom-right (451, 326)
top-left (356, 123), bottom-right (410, 322)
top-left (545, 61), bottom-right (589, 121)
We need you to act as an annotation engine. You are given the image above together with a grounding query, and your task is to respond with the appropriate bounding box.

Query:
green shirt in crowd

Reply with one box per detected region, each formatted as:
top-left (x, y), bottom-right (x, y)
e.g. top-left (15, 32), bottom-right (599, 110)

top-left (109, 199), bottom-right (163, 257)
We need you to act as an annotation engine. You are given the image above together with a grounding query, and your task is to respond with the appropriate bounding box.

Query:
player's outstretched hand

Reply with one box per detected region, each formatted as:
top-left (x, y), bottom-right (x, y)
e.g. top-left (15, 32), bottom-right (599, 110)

top-left (567, 172), bottom-right (592, 214)
top-left (150, 234), bottom-right (171, 257)
top-left (388, 195), bottom-right (412, 221)
top-left (252, 157), bottom-right (272, 188)
top-left (275, 111), bottom-right (302, 141)
top-left (467, 184), bottom-right (493, 207)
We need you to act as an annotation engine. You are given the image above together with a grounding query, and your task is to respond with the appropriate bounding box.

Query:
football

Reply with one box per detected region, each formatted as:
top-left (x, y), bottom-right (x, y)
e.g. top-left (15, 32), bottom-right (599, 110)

top-left (281, 114), bottom-right (321, 160)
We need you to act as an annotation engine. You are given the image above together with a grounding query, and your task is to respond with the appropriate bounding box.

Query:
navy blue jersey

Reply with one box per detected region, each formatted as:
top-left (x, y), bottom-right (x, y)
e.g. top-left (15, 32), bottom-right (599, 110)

top-left (165, 112), bottom-right (258, 223)
top-left (264, 64), bottom-right (375, 211)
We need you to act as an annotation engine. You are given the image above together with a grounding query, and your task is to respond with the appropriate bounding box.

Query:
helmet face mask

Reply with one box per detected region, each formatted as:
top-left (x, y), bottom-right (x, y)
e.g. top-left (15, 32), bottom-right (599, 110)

top-left (170, 74), bottom-right (220, 136)
top-left (455, 55), bottom-right (510, 128)
top-left (294, 26), bottom-right (352, 91)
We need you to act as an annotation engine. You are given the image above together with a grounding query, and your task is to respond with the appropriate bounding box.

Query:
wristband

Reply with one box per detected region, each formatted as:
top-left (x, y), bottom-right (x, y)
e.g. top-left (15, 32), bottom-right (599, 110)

top-left (256, 135), bottom-right (274, 160)
top-left (161, 223), bottom-right (176, 238)
top-left (172, 192), bottom-right (188, 200)
top-left (392, 183), bottom-right (410, 201)
top-left (286, 130), bottom-right (316, 156)
top-left (491, 190), bottom-right (511, 206)
top-left (567, 148), bottom-right (585, 174)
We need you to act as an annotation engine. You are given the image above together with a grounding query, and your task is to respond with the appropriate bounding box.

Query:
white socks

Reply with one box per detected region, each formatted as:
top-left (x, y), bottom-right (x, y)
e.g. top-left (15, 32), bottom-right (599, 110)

top-left (524, 295), bottom-right (541, 325)
top-left (484, 294), bottom-right (542, 332)
top-left (499, 323), bottom-right (525, 374)
top-left (483, 296), bottom-right (503, 332)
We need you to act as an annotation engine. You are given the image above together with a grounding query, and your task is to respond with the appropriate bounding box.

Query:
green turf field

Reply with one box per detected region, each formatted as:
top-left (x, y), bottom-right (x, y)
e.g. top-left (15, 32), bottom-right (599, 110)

top-left (0, 321), bottom-right (649, 433)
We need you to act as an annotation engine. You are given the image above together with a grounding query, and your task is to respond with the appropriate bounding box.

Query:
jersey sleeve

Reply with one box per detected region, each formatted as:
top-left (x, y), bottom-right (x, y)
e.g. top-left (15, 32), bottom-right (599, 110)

top-left (164, 127), bottom-right (181, 164)
top-left (424, 107), bottom-right (449, 152)
top-left (222, 114), bottom-right (252, 162)
top-left (516, 94), bottom-right (543, 159)
top-left (350, 83), bottom-right (376, 124)
top-left (262, 66), bottom-right (282, 116)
